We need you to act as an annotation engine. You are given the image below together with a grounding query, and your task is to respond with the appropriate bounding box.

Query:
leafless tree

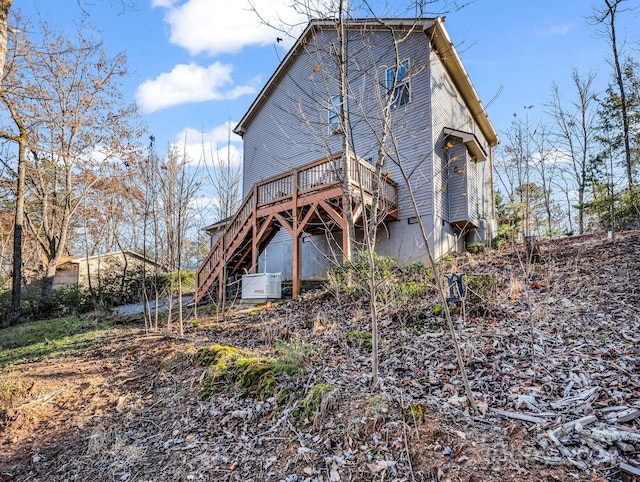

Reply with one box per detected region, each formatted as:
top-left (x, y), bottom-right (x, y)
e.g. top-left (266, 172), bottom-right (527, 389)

top-left (549, 70), bottom-right (599, 234)
top-left (0, 15), bottom-right (142, 299)
top-left (0, 10), bottom-right (31, 324)
top-left (497, 115), bottom-right (535, 239)
top-left (529, 123), bottom-right (564, 237)
top-left (248, 0), bottom-right (479, 396)
top-left (591, 0), bottom-right (637, 189)
top-left (157, 143), bottom-right (202, 335)
top-left (204, 123), bottom-right (242, 224)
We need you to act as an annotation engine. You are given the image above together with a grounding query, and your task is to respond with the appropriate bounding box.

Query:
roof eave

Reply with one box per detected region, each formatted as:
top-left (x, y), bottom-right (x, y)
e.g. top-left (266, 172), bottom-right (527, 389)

top-left (234, 18), bottom-right (439, 137)
top-left (235, 17), bottom-right (500, 149)
top-left (426, 18), bottom-right (499, 147)
top-left (234, 21), bottom-right (317, 137)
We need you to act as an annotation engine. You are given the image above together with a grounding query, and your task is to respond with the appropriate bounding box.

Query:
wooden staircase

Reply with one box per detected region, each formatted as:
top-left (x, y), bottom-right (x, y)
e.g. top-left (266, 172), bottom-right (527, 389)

top-left (195, 153), bottom-right (398, 302)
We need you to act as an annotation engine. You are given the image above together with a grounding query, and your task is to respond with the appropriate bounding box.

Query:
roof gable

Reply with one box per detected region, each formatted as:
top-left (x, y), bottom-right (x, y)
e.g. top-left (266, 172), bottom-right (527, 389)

top-left (234, 17), bottom-right (498, 147)
top-left (68, 250), bottom-right (163, 268)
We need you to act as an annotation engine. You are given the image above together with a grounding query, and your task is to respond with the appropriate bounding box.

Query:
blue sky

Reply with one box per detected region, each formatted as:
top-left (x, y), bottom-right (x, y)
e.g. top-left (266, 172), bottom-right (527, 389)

top-left (15, 0), bottom-right (637, 164)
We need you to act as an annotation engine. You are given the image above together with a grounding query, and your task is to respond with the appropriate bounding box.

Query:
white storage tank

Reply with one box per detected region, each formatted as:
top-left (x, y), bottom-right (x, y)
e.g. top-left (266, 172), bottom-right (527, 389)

top-left (241, 273), bottom-right (282, 300)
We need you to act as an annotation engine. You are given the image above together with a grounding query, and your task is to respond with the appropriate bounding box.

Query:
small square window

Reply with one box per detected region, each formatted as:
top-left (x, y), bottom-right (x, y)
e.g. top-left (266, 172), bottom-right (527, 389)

top-left (386, 59), bottom-right (410, 108)
top-left (328, 94), bottom-right (341, 133)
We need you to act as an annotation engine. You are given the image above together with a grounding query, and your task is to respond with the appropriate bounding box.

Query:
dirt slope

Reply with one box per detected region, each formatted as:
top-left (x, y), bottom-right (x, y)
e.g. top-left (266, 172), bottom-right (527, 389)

top-left (1, 232), bottom-right (639, 481)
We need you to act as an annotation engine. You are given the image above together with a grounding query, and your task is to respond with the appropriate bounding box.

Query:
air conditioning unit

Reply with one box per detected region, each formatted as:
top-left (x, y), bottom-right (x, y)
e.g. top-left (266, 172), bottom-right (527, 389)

top-left (241, 273), bottom-right (282, 300)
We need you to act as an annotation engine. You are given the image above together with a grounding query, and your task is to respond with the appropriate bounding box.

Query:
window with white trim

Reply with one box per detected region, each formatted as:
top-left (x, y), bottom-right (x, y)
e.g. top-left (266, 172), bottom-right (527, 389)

top-left (328, 94), bottom-right (341, 133)
top-left (386, 59), bottom-right (410, 108)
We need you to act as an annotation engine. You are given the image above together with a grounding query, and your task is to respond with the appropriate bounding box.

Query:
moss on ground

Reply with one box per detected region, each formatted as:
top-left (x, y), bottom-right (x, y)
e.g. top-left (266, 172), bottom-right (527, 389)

top-left (197, 344), bottom-right (278, 400)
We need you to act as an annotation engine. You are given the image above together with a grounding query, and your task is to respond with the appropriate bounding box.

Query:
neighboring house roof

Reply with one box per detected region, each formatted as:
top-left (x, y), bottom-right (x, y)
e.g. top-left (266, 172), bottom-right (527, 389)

top-left (66, 250), bottom-right (165, 269)
top-left (51, 255), bottom-right (77, 266)
top-left (204, 216), bottom-right (232, 233)
top-left (234, 17), bottom-right (499, 147)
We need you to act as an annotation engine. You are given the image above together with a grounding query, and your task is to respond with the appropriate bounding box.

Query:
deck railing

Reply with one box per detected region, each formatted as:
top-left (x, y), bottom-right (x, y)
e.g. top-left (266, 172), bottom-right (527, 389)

top-left (195, 153), bottom-right (398, 300)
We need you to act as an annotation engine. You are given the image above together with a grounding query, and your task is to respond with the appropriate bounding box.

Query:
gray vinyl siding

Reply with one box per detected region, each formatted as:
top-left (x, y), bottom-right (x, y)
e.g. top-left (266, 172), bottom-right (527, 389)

top-left (449, 150), bottom-right (482, 226)
top-left (447, 143), bottom-right (468, 223)
top-left (242, 26), bottom-right (436, 222)
top-left (468, 159), bottom-right (479, 224)
top-left (476, 158), bottom-right (494, 219)
top-left (430, 50), bottom-right (492, 230)
top-left (257, 229), bottom-right (340, 279)
top-left (431, 51), bottom-right (461, 227)
top-left (238, 21), bottom-right (495, 269)
top-left (242, 44), bottom-right (334, 194)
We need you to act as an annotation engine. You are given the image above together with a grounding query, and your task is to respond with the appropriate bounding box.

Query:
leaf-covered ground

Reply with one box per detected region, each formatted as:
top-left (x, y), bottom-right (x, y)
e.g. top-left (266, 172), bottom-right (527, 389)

top-left (1, 231), bottom-right (639, 481)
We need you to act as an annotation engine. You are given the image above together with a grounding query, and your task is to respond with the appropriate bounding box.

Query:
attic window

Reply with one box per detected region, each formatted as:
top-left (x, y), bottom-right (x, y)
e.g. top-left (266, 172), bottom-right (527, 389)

top-left (328, 94), bottom-right (341, 133)
top-left (387, 59), bottom-right (410, 108)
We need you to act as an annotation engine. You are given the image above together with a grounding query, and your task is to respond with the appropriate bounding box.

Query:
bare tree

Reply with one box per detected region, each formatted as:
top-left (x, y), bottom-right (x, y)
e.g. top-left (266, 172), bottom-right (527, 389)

top-left (529, 123), bottom-right (565, 237)
top-left (497, 115), bottom-right (535, 240)
top-left (157, 143), bottom-right (201, 335)
top-left (0, 10), bottom-right (30, 324)
top-left (0, 16), bottom-right (142, 299)
top-left (204, 123), bottom-right (242, 224)
top-left (549, 70), bottom-right (599, 234)
top-left (246, 1), bottom-right (484, 395)
top-left (591, 0), bottom-right (637, 189)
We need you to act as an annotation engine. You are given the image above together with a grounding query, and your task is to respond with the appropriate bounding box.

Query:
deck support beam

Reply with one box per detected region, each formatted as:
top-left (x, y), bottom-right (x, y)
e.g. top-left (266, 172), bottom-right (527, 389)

top-left (195, 153), bottom-right (397, 302)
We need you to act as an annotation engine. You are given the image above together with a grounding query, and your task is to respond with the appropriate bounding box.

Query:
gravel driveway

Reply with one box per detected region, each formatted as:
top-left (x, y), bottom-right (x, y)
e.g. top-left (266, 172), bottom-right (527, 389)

top-left (112, 295), bottom-right (194, 317)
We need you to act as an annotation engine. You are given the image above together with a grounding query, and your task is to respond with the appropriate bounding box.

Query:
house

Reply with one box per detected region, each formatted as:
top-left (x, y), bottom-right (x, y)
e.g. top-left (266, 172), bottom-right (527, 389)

top-left (203, 217), bottom-right (232, 249)
top-left (52, 250), bottom-right (164, 291)
top-left (196, 17), bottom-right (499, 301)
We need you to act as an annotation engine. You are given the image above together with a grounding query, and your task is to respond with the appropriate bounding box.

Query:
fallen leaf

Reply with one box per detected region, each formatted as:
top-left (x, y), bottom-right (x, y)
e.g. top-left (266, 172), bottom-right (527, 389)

top-left (367, 460), bottom-right (396, 473)
top-left (329, 467), bottom-right (340, 481)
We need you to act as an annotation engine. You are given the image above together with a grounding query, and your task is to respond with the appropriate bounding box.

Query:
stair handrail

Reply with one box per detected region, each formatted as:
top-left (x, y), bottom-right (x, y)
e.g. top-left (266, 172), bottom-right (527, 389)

top-left (195, 185), bottom-right (257, 297)
top-left (195, 153), bottom-right (399, 300)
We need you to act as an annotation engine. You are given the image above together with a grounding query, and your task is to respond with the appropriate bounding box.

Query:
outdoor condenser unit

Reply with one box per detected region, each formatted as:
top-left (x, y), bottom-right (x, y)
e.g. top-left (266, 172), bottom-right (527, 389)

top-left (241, 273), bottom-right (282, 300)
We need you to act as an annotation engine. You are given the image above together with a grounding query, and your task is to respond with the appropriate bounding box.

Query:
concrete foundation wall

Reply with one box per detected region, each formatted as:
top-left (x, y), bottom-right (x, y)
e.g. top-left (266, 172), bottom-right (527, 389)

top-left (257, 229), bottom-right (341, 280)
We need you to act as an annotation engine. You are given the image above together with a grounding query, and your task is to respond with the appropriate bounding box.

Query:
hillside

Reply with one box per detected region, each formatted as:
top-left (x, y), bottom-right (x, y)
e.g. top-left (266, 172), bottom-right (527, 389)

top-left (1, 232), bottom-right (639, 481)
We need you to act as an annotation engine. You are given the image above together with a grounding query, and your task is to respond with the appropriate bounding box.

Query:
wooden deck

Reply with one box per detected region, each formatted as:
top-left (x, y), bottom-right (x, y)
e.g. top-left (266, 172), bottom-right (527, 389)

top-left (195, 153), bottom-right (398, 302)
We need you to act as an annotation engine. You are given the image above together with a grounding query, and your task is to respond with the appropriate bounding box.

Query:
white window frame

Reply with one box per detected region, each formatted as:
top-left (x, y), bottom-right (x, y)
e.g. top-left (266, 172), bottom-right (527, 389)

top-left (386, 59), bottom-right (410, 108)
top-left (328, 94), bottom-right (341, 134)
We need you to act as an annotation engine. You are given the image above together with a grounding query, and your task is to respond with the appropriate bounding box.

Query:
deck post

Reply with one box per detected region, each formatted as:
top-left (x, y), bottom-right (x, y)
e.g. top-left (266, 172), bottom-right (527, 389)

top-left (251, 193), bottom-right (258, 273)
top-left (195, 155), bottom-right (397, 302)
top-left (292, 232), bottom-right (301, 299)
top-left (292, 168), bottom-right (301, 298)
top-left (218, 234), bottom-right (225, 301)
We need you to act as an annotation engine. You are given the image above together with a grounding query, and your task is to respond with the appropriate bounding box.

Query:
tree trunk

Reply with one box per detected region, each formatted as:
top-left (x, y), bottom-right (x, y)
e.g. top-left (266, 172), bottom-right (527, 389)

top-left (601, 0), bottom-right (634, 188)
top-left (2, 0), bottom-right (18, 324)
top-left (578, 189), bottom-right (585, 235)
top-left (0, 1), bottom-right (12, 79)
top-left (41, 261), bottom-right (57, 299)
top-left (337, 0), bottom-right (355, 262)
top-left (9, 136), bottom-right (26, 325)
top-left (40, 202), bottom-right (72, 299)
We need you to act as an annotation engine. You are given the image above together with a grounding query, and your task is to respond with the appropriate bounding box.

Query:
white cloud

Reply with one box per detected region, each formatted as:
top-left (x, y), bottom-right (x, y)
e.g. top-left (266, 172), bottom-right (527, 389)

top-left (531, 147), bottom-right (572, 165)
top-left (135, 62), bottom-right (257, 113)
top-left (537, 24), bottom-right (570, 37)
top-left (172, 123), bottom-right (244, 166)
top-left (190, 194), bottom-right (219, 212)
top-left (150, 0), bottom-right (176, 7)
top-left (155, 0), bottom-right (308, 56)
